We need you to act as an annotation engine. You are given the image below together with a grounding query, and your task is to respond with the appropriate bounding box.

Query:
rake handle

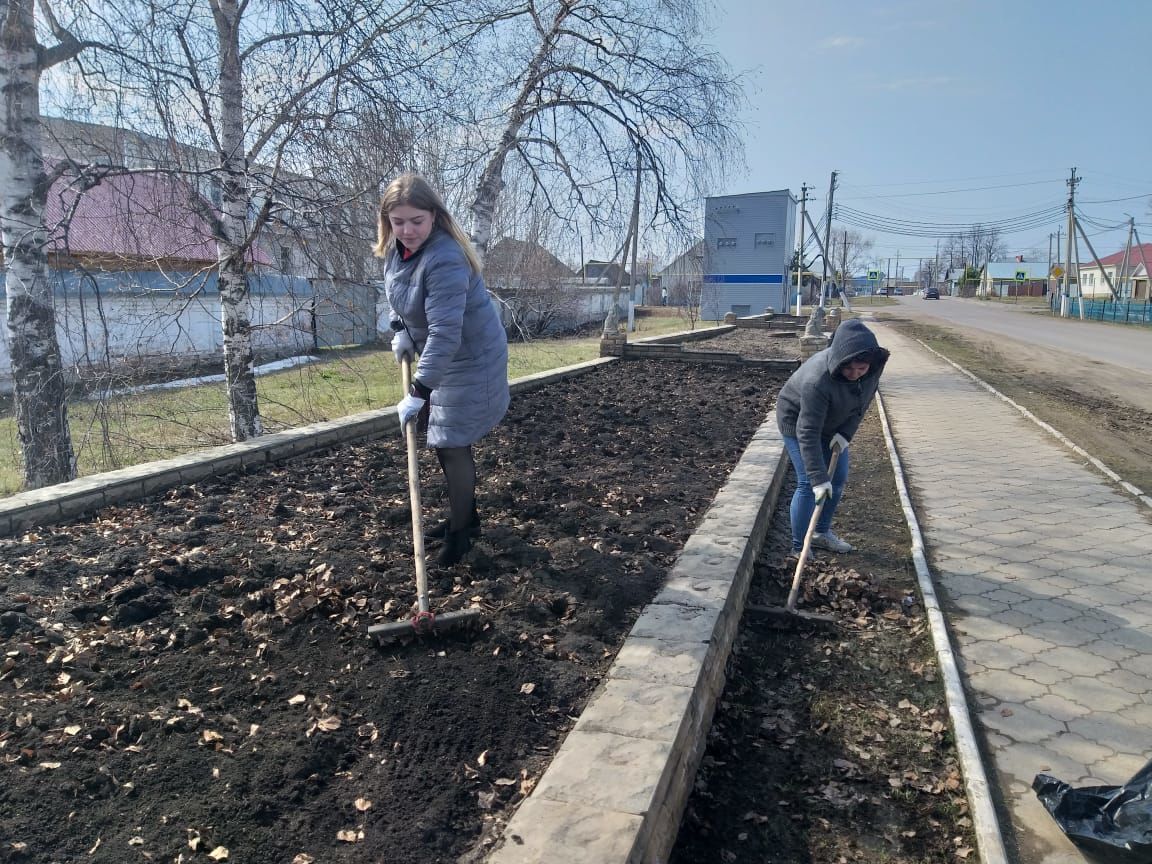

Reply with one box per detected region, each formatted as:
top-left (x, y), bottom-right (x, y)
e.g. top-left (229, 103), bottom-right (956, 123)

top-left (400, 355), bottom-right (430, 615)
top-left (785, 447), bottom-right (841, 613)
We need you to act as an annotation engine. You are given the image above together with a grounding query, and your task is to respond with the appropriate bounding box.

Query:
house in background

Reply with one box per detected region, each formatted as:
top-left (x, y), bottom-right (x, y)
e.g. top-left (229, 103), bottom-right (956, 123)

top-left (702, 189), bottom-right (797, 319)
top-left (979, 259), bottom-right (1050, 298)
top-left (1075, 243), bottom-right (1152, 300)
top-left (483, 238), bottom-right (580, 335)
top-left (1, 117), bottom-right (380, 393)
top-left (656, 240), bottom-right (705, 306)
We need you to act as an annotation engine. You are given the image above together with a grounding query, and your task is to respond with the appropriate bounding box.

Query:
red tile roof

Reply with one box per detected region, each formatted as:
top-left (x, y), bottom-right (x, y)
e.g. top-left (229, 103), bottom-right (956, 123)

top-left (43, 164), bottom-right (271, 266)
top-left (1092, 243), bottom-right (1152, 268)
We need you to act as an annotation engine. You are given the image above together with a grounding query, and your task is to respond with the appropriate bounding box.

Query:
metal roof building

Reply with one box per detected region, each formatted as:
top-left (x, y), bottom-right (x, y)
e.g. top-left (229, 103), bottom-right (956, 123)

top-left (702, 189), bottom-right (797, 319)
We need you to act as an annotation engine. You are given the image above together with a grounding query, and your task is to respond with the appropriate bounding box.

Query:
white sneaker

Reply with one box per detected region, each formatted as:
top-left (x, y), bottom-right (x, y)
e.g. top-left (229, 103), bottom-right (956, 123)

top-left (811, 531), bottom-right (853, 553)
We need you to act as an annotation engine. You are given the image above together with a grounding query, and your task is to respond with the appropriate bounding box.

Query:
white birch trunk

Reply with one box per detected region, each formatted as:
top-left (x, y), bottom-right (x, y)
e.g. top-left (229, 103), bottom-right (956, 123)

top-left (0, 0), bottom-right (77, 487)
top-left (213, 0), bottom-right (262, 440)
top-left (468, 4), bottom-right (571, 266)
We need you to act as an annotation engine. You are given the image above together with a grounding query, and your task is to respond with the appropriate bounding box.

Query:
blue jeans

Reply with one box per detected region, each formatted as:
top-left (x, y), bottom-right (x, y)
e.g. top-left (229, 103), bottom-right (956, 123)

top-left (783, 436), bottom-right (850, 551)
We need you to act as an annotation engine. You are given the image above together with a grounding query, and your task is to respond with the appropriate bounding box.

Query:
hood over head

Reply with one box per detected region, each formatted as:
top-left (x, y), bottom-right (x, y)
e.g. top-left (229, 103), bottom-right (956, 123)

top-left (824, 319), bottom-right (888, 375)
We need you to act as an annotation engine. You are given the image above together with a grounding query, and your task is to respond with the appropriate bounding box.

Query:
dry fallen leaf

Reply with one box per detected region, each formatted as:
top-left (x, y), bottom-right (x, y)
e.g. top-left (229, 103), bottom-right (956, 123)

top-left (288, 694), bottom-right (306, 705)
top-left (519, 682), bottom-right (536, 695)
top-left (38, 762), bottom-right (62, 770)
top-left (354, 798), bottom-right (372, 812)
top-left (129, 837), bottom-right (145, 846)
top-left (63, 725), bottom-right (81, 736)
top-left (477, 749), bottom-right (489, 766)
top-left (291, 856), bottom-right (315, 864)
top-left (336, 829), bottom-right (364, 843)
top-left (316, 716), bottom-right (341, 732)
top-left (208, 846), bottom-right (229, 860)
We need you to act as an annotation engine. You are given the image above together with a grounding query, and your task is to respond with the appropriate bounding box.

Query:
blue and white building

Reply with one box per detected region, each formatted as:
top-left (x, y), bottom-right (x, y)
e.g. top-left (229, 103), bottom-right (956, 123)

top-left (702, 189), bottom-right (797, 319)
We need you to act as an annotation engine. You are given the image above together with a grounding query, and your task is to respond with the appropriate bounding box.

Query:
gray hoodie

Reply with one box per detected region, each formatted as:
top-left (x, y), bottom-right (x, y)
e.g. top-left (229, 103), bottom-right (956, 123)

top-left (775, 319), bottom-right (890, 485)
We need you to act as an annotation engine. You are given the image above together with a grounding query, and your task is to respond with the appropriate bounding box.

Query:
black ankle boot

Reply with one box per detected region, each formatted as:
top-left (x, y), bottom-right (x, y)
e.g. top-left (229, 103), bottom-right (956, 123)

top-left (437, 529), bottom-right (473, 566)
top-left (425, 505), bottom-right (480, 540)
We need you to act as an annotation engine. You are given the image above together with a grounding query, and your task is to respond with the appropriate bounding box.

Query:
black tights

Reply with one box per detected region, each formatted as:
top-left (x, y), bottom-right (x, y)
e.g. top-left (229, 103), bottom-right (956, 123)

top-left (435, 446), bottom-right (476, 531)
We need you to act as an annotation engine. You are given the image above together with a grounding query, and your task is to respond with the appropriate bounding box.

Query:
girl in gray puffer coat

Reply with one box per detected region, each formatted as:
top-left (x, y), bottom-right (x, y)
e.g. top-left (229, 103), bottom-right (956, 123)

top-left (374, 173), bottom-right (510, 566)
top-left (775, 318), bottom-right (889, 555)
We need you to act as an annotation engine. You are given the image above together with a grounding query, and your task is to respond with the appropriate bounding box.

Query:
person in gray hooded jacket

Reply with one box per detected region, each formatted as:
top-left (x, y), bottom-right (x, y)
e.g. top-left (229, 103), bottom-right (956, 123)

top-left (374, 173), bottom-right (510, 566)
top-left (775, 318), bottom-right (889, 555)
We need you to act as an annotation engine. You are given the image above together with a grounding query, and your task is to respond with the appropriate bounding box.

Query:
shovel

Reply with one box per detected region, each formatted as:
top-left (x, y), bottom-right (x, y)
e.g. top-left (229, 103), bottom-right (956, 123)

top-left (368, 355), bottom-right (483, 643)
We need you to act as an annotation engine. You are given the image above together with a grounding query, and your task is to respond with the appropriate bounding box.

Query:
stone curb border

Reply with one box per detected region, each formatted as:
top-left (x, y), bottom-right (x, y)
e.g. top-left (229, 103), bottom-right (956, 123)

top-left (912, 337), bottom-right (1152, 510)
top-left (0, 357), bottom-right (617, 538)
top-left (486, 421), bottom-right (788, 864)
top-left (876, 391), bottom-right (1010, 864)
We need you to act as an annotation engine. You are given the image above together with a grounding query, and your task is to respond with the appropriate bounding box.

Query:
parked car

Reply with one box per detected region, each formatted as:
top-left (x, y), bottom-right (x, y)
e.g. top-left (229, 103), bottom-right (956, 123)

top-left (923, 287), bottom-right (940, 300)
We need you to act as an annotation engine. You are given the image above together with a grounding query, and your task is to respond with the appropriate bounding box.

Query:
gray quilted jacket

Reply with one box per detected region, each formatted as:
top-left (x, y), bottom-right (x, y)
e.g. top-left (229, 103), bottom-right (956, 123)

top-left (385, 229), bottom-right (510, 448)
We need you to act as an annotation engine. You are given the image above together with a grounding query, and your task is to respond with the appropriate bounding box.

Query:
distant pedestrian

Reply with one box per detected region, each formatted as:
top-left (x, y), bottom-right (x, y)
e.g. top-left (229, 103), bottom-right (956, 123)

top-left (775, 319), bottom-right (890, 555)
top-left (660, 286), bottom-right (668, 306)
top-left (374, 173), bottom-right (510, 566)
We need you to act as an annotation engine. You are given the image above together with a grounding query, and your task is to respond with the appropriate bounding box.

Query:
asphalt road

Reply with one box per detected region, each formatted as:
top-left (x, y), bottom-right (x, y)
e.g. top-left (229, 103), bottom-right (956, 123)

top-left (870, 294), bottom-right (1152, 376)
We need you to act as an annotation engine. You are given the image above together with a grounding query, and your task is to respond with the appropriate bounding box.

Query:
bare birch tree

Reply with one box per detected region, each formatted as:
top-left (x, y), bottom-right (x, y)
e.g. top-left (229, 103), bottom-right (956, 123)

top-left (829, 227), bottom-right (874, 293)
top-left (84, 0), bottom-right (482, 441)
top-left (463, 0), bottom-right (741, 265)
top-left (0, 0), bottom-right (94, 487)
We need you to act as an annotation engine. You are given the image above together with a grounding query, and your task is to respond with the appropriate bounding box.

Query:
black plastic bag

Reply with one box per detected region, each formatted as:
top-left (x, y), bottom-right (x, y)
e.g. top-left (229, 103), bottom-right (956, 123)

top-left (1033, 758), bottom-right (1152, 863)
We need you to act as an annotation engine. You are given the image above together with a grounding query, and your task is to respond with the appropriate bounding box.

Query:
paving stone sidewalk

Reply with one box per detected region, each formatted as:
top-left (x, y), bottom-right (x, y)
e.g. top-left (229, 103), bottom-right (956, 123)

top-left (873, 323), bottom-right (1152, 864)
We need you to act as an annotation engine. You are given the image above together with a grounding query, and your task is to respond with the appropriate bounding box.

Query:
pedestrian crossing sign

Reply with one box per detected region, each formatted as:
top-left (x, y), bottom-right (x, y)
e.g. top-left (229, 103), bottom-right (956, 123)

top-left (868, 270), bottom-right (881, 281)
top-left (1015, 270), bottom-right (1027, 281)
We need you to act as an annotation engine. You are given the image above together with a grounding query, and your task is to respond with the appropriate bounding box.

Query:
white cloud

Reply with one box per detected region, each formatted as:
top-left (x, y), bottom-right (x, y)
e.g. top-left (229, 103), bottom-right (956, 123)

top-left (822, 35), bottom-right (865, 48)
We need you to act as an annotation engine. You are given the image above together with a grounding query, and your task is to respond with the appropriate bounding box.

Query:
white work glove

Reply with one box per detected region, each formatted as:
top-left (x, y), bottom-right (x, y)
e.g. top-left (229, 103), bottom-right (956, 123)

top-left (812, 481), bottom-right (833, 502)
top-left (831, 433), bottom-right (850, 453)
top-left (397, 393), bottom-right (427, 430)
top-left (392, 329), bottom-right (416, 363)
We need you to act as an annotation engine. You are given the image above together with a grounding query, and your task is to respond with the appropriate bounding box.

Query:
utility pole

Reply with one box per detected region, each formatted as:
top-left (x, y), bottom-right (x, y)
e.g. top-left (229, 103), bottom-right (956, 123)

top-left (886, 257), bottom-right (891, 295)
top-left (819, 170), bottom-right (838, 308)
top-left (1119, 217), bottom-right (1135, 300)
top-left (796, 182), bottom-right (809, 315)
top-left (841, 229), bottom-right (848, 294)
top-left (1047, 232), bottom-right (1053, 302)
top-left (894, 250), bottom-right (900, 295)
top-left (1061, 167), bottom-right (1078, 317)
top-left (934, 239), bottom-right (940, 292)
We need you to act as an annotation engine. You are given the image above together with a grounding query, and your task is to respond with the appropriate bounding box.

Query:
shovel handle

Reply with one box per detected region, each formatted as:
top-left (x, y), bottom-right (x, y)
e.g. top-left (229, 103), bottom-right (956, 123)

top-left (400, 356), bottom-right (430, 615)
top-left (785, 447), bottom-right (841, 612)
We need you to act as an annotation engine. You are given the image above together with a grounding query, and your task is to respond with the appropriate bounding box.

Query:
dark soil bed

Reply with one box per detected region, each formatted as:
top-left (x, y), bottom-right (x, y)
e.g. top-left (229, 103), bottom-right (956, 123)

top-left (671, 410), bottom-right (977, 864)
top-left (684, 328), bottom-right (804, 360)
top-left (0, 360), bottom-right (785, 864)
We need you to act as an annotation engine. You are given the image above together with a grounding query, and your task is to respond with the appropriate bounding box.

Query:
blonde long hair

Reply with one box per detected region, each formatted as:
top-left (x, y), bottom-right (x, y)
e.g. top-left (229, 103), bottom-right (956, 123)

top-left (372, 173), bottom-right (482, 274)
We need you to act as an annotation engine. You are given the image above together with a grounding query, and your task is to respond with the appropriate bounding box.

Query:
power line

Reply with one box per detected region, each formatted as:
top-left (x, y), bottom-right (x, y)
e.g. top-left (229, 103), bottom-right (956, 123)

top-left (841, 169), bottom-right (1065, 189)
top-left (1079, 193), bottom-right (1152, 204)
top-left (834, 204), bottom-right (1065, 238)
top-left (838, 178), bottom-right (1064, 200)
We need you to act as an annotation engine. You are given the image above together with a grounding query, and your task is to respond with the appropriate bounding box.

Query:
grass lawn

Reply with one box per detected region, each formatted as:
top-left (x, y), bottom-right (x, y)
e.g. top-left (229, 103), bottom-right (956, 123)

top-left (0, 315), bottom-right (721, 496)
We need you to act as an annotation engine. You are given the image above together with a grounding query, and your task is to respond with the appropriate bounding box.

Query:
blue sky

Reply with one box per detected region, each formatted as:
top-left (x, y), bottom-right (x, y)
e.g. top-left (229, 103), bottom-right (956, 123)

top-left (706, 0), bottom-right (1152, 271)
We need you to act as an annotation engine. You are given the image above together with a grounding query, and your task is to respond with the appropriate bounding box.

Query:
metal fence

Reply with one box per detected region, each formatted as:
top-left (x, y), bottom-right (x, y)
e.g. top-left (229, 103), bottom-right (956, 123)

top-left (1049, 297), bottom-right (1152, 326)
